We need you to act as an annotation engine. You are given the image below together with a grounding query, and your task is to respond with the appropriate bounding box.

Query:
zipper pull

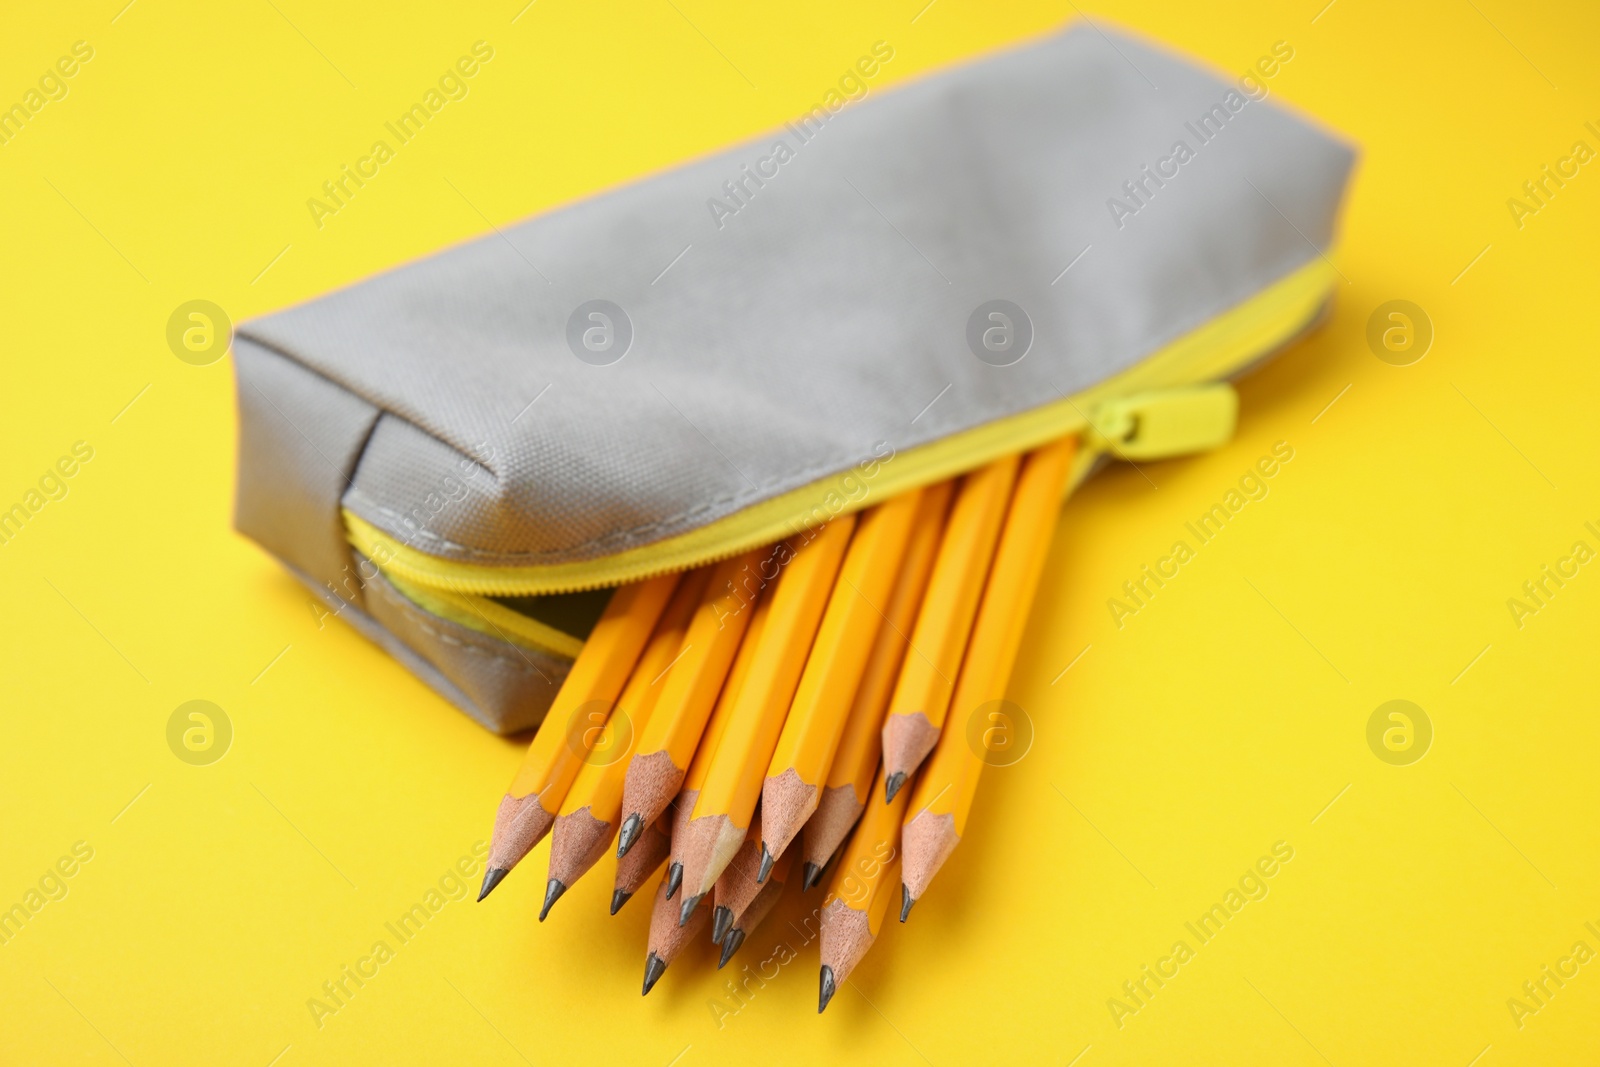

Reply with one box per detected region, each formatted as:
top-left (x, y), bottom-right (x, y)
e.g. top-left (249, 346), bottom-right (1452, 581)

top-left (1087, 384), bottom-right (1238, 461)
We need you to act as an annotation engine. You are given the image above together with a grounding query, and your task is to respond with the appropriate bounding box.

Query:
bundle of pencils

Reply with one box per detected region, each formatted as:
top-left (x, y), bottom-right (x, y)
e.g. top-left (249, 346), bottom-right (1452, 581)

top-left (478, 436), bottom-right (1078, 1009)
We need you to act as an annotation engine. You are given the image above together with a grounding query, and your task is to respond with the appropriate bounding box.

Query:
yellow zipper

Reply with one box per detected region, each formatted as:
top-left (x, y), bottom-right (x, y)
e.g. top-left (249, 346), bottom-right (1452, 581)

top-left (347, 256), bottom-right (1334, 603)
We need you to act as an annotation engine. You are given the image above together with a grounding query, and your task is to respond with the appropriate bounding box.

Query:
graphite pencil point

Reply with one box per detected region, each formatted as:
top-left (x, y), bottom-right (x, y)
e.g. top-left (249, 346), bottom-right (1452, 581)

top-left (718, 928), bottom-right (746, 969)
top-left (539, 879), bottom-right (567, 922)
top-left (900, 883), bottom-right (914, 923)
top-left (756, 845), bottom-right (775, 884)
top-left (801, 862), bottom-right (824, 892)
top-left (818, 965), bottom-right (838, 1013)
top-left (677, 892), bottom-right (704, 928)
top-left (610, 889), bottom-right (632, 916)
top-left (617, 813), bottom-right (643, 857)
top-left (665, 863), bottom-right (683, 900)
top-left (477, 867), bottom-right (509, 902)
top-left (884, 771), bottom-right (907, 804)
top-left (642, 952), bottom-right (667, 996)
top-left (711, 905), bottom-right (733, 945)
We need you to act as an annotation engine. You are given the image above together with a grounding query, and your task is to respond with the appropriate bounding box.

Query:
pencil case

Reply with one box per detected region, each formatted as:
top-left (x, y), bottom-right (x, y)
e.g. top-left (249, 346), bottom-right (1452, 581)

top-left (232, 21), bottom-right (1354, 734)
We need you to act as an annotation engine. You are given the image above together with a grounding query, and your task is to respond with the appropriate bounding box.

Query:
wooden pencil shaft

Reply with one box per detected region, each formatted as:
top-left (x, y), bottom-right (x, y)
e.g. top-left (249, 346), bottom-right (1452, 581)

top-left (881, 456), bottom-right (1019, 780)
top-left (762, 492), bottom-right (922, 858)
top-left (683, 518), bottom-right (857, 896)
top-left (560, 566), bottom-right (710, 820)
top-left (902, 438), bottom-right (1077, 899)
top-left (824, 480), bottom-right (954, 801)
top-left (507, 572), bottom-right (681, 801)
top-left (618, 551), bottom-right (768, 831)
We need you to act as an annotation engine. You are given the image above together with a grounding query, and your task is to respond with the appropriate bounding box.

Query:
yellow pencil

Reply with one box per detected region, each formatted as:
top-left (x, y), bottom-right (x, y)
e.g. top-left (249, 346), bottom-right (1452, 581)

top-left (800, 481), bottom-right (953, 889)
top-left (901, 437), bottom-right (1076, 918)
top-left (666, 589), bottom-right (773, 899)
top-left (710, 806), bottom-right (765, 945)
top-left (881, 456), bottom-right (1019, 801)
top-left (760, 491), bottom-right (923, 874)
top-left (818, 761), bottom-right (909, 1012)
top-left (616, 549), bottom-right (767, 858)
top-left (480, 572), bottom-right (680, 900)
top-left (675, 518), bottom-right (857, 923)
top-left (541, 566), bottom-right (711, 919)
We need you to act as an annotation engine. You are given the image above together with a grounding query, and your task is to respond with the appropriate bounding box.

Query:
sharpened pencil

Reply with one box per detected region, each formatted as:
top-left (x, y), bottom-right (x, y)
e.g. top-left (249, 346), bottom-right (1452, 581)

top-left (542, 567), bottom-right (711, 919)
top-left (881, 456), bottom-right (1019, 803)
top-left (720, 847), bottom-right (792, 968)
top-left (801, 481), bottom-right (953, 889)
top-left (616, 550), bottom-right (767, 857)
top-left (819, 761), bottom-right (909, 1012)
top-left (667, 590), bottom-right (773, 899)
top-left (612, 812), bottom-right (669, 915)
top-left (643, 869), bottom-right (709, 995)
top-left (676, 518), bottom-right (856, 923)
top-left (761, 492), bottom-right (922, 869)
top-left (902, 437), bottom-right (1076, 914)
top-left (481, 573), bottom-right (681, 900)
top-left (711, 806), bottom-right (764, 945)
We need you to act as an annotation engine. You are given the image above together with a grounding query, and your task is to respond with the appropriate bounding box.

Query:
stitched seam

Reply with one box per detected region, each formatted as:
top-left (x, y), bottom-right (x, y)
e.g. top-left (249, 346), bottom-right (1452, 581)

top-left (413, 620), bottom-right (550, 675)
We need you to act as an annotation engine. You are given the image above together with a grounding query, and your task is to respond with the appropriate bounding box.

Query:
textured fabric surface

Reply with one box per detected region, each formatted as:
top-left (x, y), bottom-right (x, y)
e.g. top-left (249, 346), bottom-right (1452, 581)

top-left (236, 23), bottom-right (1355, 569)
top-left (285, 558), bottom-right (564, 734)
top-left (360, 560), bottom-right (567, 734)
top-left (234, 340), bottom-right (380, 605)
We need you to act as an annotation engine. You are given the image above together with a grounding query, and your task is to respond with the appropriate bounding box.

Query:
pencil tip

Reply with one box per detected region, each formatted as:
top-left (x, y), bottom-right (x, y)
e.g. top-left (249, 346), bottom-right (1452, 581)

top-left (665, 863), bottom-right (683, 900)
top-left (539, 879), bottom-right (566, 921)
top-left (885, 772), bottom-right (907, 803)
top-left (477, 867), bottom-right (508, 902)
top-left (818, 965), bottom-right (837, 1013)
top-left (677, 893), bottom-right (703, 927)
top-left (617, 813), bottom-right (643, 857)
top-left (610, 889), bottom-right (632, 915)
top-left (718, 928), bottom-right (745, 969)
top-left (711, 905), bottom-right (733, 945)
top-left (642, 952), bottom-right (667, 996)
top-left (899, 884), bottom-right (915, 923)
top-left (756, 845), bottom-right (775, 884)
top-left (801, 862), bottom-right (824, 891)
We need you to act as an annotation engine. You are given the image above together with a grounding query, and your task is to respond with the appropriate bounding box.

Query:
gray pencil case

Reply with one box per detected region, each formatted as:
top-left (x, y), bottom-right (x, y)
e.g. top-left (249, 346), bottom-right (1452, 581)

top-left (231, 21), bottom-right (1355, 734)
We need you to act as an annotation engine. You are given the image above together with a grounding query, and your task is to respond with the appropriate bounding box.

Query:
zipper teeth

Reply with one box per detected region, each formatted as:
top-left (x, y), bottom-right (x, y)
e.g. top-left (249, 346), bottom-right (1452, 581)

top-left (347, 261), bottom-right (1335, 597)
top-left (344, 406), bottom-right (1094, 598)
top-left (372, 523), bottom-right (764, 596)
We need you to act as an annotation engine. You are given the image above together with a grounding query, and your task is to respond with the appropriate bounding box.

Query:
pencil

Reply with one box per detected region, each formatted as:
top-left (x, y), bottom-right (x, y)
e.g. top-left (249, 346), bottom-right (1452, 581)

top-left (760, 492), bottom-right (923, 875)
top-left (676, 517), bottom-right (857, 924)
top-left (666, 589), bottom-right (773, 899)
top-left (642, 870), bottom-right (710, 996)
top-left (880, 456), bottom-right (1019, 803)
top-left (541, 567), bottom-right (712, 920)
top-left (800, 482), bottom-right (953, 890)
top-left (710, 804), bottom-right (764, 945)
top-left (480, 572), bottom-right (681, 900)
top-left (612, 812), bottom-right (669, 915)
top-left (901, 437), bottom-right (1077, 919)
top-left (616, 549), bottom-right (768, 860)
top-left (719, 846), bottom-right (793, 968)
top-left (818, 761), bottom-right (909, 1013)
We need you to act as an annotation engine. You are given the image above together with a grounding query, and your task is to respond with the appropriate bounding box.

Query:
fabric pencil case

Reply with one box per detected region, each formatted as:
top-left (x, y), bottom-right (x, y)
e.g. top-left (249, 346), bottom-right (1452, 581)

top-left (231, 21), bottom-right (1355, 734)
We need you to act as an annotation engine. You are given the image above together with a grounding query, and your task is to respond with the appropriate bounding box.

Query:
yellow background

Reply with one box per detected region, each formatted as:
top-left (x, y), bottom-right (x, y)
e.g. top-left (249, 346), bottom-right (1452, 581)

top-left (3, 0), bottom-right (1597, 1063)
